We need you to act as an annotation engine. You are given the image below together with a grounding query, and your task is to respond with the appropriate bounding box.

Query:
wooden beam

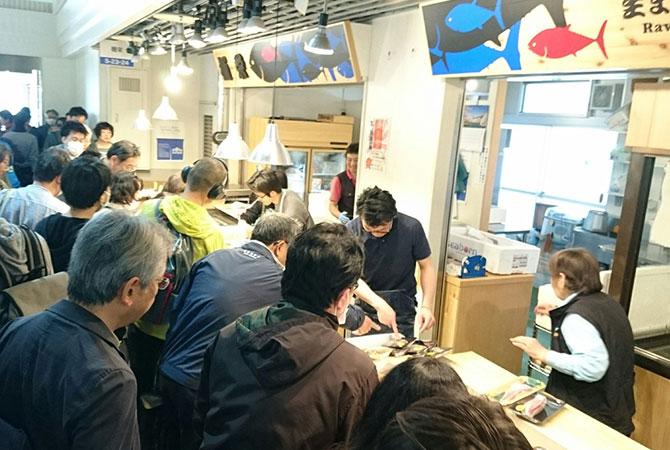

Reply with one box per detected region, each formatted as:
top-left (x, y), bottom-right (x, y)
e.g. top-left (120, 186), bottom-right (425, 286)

top-left (479, 81), bottom-right (507, 230)
top-left (608, 152), bottom-right (654, 311)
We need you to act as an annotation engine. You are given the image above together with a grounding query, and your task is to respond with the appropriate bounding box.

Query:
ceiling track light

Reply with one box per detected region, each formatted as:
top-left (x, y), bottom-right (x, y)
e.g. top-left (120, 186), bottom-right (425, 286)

top-left (304, 1), bottom-right (334, 56)
top-left (176, 46), bottom-right (194, 76)
top-left (237, 0), bottom-right (252, 33)
top-left (188, 19), bottom-right (207, 48)
top-left (243, 0), bottom-right (266, 35)
top-left (170, 23), bottom-right (187, 45)
top-left (205, 1), bottom-right (230, 44)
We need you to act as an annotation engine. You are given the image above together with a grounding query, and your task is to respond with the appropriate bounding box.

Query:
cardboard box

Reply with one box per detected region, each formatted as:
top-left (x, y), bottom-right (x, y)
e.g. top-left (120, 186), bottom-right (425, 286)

top-left (317, 114), bottom-right (355, 125)
top-left (448, 227), bottom-right (540, 275)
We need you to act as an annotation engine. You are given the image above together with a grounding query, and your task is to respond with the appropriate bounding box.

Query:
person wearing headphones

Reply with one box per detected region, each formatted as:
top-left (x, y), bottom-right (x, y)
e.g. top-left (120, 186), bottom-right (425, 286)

top-left (128, 157), bottom-right (228, 444)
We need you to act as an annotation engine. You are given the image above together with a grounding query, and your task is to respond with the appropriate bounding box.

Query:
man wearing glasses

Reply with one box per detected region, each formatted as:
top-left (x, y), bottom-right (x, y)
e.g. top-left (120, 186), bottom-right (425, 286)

top-left (347, 186), bottom-right (437, 338)
top-left (0, 212), bottom-right (174, 450)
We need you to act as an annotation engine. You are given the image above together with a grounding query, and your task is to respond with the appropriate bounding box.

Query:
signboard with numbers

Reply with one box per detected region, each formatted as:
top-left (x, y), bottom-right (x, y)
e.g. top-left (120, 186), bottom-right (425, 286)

top-left (421, 0), bottom-right (670, 77)
top-left (100, 57), bottom-right (134, 67)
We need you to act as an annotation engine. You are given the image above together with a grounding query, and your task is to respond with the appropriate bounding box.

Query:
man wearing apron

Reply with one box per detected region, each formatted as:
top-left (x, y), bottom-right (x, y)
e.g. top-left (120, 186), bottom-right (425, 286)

top-left (347, 186), bottom-right (437, 338)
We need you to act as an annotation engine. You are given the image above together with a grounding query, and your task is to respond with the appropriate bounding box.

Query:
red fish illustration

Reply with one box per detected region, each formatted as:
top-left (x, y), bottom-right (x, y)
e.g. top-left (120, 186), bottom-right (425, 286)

top-left (529, 21), bottom-right (607, 59)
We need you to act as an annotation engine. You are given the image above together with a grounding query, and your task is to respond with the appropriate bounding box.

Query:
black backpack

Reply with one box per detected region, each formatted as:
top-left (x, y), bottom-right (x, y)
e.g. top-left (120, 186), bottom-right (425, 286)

top-left (140, 199), bottom-right (194, 325)
top-left (0, 218), bottom-right (53, 291)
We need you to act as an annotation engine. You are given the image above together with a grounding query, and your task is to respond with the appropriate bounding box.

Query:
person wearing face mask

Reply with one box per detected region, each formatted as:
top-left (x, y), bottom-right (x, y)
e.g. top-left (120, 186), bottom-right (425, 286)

top-left (194, 223), bottom-right (379, 450)
top-left (329, 143), bottom-right (359, 224)
top-left (47, 120), bottom-right (89, 160)
top-left (29, 109), bottom-right (58, 150)
top-left (34, 156), bottom-right (112, 273)
top-left (247, 169), bottom-right (314, 230)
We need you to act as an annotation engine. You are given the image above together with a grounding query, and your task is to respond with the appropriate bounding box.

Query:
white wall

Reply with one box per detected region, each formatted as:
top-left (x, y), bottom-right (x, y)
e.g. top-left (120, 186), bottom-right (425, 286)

top-left (41, 57), bottom-right (78, 117)
top-left (0, 8), bottom-right (59, 58)
top-left (147, 53), bottom-right (202, 174)
top-left (357, 9), bottom-right (462, 258)
top-left (74, 48), bottom-right (101, 125)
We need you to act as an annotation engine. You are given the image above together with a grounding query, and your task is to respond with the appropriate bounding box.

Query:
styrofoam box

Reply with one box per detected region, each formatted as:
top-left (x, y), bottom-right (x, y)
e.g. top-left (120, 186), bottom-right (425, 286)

top-left (448, 229), bottom-right (540, 275)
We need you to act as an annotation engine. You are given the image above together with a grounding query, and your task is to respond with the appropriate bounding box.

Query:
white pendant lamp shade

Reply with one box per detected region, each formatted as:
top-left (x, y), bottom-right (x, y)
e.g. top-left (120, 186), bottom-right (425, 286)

top-left (248, 123), bottom-right (292, 165)
top-left (152, 96), bottom-right (178, 121)
top-left (150, 42), bottom-right (167, 55)
top-left (214, 123), bottom-right (250, 160)
top-left (176, 53), bottom-right (194, 76)
top-left (132, 109), bottom-right (152, 130)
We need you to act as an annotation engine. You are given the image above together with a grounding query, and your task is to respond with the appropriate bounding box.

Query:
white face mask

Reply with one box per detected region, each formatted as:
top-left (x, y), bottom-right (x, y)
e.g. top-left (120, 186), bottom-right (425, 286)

top-left (46, 118), bottom-right (56, 126)
top-left (65, 140), bottom-right (84, 158)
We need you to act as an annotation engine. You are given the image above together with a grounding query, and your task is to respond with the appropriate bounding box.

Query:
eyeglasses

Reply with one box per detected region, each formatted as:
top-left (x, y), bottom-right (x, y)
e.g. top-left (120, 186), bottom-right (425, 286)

top-left (157, 277), bottom-right (170, 290)
top-left (351, 281), bottom-right (359, 291)
top-left (361, 219), bottom-right (393, 236)
top-left (255, 193), bottom-right (266, 200)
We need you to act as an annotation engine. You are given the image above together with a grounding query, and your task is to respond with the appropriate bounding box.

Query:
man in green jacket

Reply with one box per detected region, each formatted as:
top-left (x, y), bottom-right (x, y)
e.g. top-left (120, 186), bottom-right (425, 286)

top-left (128, 157), bottom-right (227, 445)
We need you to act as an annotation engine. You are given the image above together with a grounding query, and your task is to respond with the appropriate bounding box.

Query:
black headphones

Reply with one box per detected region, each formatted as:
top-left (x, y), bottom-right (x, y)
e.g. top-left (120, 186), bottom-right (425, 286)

top-left (181, 158), bottom-right (229, 200)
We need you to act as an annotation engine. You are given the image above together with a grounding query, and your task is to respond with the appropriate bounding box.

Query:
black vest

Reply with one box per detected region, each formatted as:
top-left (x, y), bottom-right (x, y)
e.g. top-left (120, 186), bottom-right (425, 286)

top-left (336, 171), bottom-right (355, 217)
top-left (547, 292), bottom-right (635, 435)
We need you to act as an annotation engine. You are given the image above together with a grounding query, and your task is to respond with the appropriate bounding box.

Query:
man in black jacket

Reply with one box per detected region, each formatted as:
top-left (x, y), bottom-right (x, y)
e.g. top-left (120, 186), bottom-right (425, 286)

top-left (0, 211), bottom-right (174, 450)
top-left (195, 223), bottom-right (379, 450)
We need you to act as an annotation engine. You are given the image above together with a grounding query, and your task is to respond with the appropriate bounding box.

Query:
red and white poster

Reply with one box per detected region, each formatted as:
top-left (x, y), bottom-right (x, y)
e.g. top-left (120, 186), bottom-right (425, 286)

top-left (365, 118), bottom-right (390, 172)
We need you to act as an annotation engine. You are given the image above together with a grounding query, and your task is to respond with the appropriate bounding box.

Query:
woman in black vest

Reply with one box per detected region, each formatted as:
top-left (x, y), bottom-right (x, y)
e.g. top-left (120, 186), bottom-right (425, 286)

top-left (511, 248), bottom-right (635, 435)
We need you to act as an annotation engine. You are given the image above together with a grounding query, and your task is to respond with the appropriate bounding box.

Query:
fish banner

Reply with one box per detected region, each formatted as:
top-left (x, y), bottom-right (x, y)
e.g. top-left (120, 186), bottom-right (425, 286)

top-left (421, 0), bottom-right (670, 77)
top-left (212, 21), bottom-right (366, 87)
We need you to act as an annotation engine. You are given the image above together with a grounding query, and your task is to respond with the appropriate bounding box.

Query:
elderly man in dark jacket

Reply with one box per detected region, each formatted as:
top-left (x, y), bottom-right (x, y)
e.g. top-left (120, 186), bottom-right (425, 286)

top-left (0, 211), bottom-right (174, 450)
top-left (195, 223), bottom-right (379, 450)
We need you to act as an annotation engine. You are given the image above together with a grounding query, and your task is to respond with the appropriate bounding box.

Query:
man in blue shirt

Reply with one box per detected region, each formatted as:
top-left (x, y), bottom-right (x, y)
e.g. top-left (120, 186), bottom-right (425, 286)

top-left (347, 186), bottom-right (437, 338)
top-left (0, 211), bottom-right (174, 450)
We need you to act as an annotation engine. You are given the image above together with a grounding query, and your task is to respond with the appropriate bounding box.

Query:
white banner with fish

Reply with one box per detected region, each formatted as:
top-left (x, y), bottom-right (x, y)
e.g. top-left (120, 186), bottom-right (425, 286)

top-left (421, 0), bottom-right (670, 77)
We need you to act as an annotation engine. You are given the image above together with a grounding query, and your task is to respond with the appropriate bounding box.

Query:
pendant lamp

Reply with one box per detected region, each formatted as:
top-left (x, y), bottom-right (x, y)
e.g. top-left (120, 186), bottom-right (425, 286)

top-left (205, 4), bottom-right (230, 44)
top-left (176, 48), bottom-right (194, 76)
top-left (248, 2), bottom-right (291, 166)
top-left (304, 1), bottom-right (333, 56)
top-left (133, 109), bottom-right (152, 130)
top-left (214, 123), bottom-right (250, 160)
top-left (152, 96), bottom-right (178, 121)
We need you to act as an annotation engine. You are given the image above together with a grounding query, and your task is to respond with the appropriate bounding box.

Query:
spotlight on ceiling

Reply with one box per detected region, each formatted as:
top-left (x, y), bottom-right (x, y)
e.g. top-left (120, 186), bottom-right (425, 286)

top-left (188, 19), bottom-right (207, 49)
top-left (304, 1), bottom-right (333, 56)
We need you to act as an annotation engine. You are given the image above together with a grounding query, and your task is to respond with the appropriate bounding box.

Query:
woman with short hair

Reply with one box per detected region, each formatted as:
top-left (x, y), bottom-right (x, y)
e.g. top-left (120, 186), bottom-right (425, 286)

top-left (511, 248), bottom-right (635, 435)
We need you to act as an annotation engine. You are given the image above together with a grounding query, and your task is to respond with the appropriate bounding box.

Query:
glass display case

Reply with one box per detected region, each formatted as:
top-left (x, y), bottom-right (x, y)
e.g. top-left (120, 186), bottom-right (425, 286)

top-left (281, 148), bottom-right (346, 204)
top-left (310, 150), bottom-right (346, 193)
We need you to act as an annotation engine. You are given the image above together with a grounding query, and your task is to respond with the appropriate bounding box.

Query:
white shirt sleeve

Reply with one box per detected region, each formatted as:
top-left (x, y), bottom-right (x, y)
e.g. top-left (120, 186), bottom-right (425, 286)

top-left (545, 313), bottom-right (610, 382)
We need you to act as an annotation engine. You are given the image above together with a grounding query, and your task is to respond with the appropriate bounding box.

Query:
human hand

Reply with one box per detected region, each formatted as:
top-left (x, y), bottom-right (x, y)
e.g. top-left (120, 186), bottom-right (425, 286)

top-left (534, 303), bottom-right (556, 316)
top-left (374, 300), bottom-right (399, 337)
top-left (352, 316), bottom-right (382, 336)
top-left (510, 336), bottom-right (548, 363)
top-left (416, 307), bottom-right (436, 334)
top-left (339, 211), bottom-right (351, 224)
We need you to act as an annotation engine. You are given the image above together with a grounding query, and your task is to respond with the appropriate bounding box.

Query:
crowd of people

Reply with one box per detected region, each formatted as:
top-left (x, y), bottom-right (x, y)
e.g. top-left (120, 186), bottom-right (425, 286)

top-left (0, 104), bottom-right (635, 450)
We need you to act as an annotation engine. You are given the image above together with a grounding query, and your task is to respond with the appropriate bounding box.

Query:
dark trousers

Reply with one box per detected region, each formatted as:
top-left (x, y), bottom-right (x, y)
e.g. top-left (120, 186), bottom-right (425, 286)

top-left (157, 374), bottom-right (199, 450)
top-left (357, 290), bottom-right (416, 338)
top-left (126, 324), bottom-right (165, 450)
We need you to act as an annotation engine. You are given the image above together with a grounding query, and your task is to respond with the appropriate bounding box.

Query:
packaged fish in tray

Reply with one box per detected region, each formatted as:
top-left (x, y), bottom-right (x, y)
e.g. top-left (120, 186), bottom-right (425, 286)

top-left (487, 376), bottom-right (545, 406)
top-left (509, 391), bottom-right (565, 424)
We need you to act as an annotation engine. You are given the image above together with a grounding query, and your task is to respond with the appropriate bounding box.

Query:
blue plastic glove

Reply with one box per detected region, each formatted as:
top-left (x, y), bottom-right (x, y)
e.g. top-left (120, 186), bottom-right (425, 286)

top-left (339, 211), bottom-right (351, 224)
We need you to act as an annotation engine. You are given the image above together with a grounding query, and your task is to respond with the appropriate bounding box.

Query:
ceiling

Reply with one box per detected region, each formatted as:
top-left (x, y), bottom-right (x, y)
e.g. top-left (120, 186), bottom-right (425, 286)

top-left (0, 0), bottom-right (54, 13)
top-left (112, 0), bottom-right (422, 55)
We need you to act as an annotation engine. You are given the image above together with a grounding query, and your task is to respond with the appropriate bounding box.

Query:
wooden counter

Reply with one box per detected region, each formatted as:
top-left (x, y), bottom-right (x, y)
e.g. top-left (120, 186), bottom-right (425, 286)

top-left (446, 352), bottom-right (649, 450)
top-left (439, 273), bottom-right (534, 373)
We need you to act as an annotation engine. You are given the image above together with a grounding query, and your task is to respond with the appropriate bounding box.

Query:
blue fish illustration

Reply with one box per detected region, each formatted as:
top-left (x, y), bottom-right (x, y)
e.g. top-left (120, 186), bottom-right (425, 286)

top-left (446, 0), bottom-right (504, 33)
top-left (432, 22), bottom-right (521, 74)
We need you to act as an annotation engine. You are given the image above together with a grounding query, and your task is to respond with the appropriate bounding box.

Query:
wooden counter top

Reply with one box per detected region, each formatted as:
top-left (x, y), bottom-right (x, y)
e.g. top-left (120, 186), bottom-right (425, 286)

top-left (446, 352), bottom-right (648, 450)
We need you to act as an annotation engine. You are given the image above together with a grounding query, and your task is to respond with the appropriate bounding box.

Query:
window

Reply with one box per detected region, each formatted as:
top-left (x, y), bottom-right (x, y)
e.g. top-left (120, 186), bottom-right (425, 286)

top-left (0, 70), bottom-right (41, 123)
top-left (521, 81), bottom-right (592, 116)
top-left (498, 125), bottom-right (618, 220)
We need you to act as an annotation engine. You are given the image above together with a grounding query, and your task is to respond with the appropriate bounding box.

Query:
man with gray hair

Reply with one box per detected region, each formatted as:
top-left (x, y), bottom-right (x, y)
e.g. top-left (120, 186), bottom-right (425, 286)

top-left (0, 211), bottom-right (174, 450)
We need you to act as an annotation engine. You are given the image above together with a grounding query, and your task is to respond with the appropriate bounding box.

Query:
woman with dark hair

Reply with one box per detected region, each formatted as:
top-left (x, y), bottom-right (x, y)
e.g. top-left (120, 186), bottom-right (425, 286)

top-left (154, 173), bottom-right (186, 199)
top-left (511, 248), bottom-right (635, 435)
top-left (88, 121), bottom-right (114, 153)
top-left (0, 143), bottom-right (12, 190)
top-left (348, 357), bottom-right (468, 450)
top-left (376, 395), bottom-right (532, 450)
top-left (98, 170), bottom-right (142, 213)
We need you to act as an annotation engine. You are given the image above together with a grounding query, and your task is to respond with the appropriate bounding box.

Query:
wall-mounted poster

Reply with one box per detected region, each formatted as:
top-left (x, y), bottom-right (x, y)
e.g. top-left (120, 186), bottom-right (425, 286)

top-left (365, 118), bottom-right (390, 173)
top-left (156, 122), bottom-right (185, 161)
top-left (421, 0), bottom-right (670, 77)
top-left (212, 21), bottom-right (368, 87)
